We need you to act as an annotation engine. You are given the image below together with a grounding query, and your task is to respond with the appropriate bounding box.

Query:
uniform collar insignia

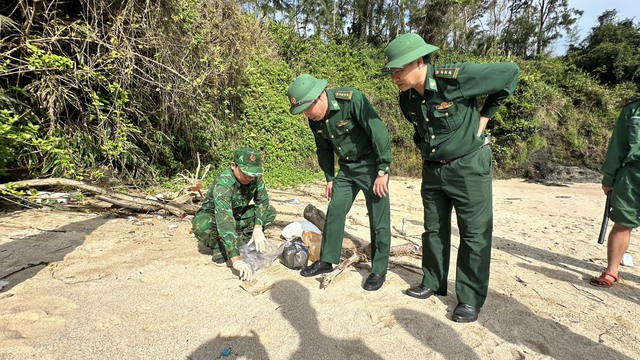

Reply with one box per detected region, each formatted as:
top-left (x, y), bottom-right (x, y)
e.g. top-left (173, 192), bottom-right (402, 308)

top-left (327, 91), bottom-right (341, 111)
top-left (425, 64), bottom-right (439, 92)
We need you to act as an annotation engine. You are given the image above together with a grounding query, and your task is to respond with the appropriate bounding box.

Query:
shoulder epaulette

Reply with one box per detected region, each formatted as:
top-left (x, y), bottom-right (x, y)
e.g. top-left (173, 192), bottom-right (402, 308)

top-left (434, 68), bottom-right (460, 79)
top-left (334, 90), bottom-right (353, 101)
top-left (623, 96), bottom-right (640, 107)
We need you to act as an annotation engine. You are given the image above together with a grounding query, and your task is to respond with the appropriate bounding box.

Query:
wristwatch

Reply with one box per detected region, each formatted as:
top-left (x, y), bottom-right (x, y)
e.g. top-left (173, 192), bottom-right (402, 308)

top-left (378, 170), bottom-right (388, 176)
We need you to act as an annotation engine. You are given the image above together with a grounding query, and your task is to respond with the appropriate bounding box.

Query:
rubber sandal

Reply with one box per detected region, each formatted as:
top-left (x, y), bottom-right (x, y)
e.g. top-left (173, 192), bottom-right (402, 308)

top-left (589, 272), bottom-right (620, 288)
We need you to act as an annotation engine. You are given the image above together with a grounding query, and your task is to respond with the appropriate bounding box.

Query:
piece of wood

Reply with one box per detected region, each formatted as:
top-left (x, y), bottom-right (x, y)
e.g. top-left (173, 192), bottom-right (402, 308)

top-left (303, 204), bottom-right (326, 231)
top-left (320, 252), bottom-right (365, 289)
top-left (0, 178), bottom-right (187, 217)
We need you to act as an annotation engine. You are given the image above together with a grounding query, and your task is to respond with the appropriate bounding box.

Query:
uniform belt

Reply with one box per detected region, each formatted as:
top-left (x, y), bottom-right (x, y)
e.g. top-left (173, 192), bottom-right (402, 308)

top-left (424, 136), bottom-right (492, 165)
top-left (624, 162), bottom-right (640, 168)
top-left (340, 151), bottom-right (372, 163)
top-left (426, 158), bottom-right (454, 164)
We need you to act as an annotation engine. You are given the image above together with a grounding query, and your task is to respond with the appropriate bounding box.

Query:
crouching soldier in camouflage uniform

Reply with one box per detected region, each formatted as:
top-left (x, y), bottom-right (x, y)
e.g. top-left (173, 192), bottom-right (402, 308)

top-left (192, 147), bottom-right (277, 281)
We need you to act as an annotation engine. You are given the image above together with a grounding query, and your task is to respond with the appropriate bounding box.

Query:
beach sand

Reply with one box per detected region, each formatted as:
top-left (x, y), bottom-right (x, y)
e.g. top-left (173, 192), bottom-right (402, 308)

top-left (1, 178), bottom-right (639, 359)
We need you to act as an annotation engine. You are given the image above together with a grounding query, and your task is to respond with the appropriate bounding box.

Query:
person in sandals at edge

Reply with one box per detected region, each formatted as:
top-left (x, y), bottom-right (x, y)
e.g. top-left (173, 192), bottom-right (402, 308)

top-left (590, 97), bottom-right (640, 288)
top-left (287, 74), bottom-right (392, 291)
top-left (192, 147), bottom-right (277, 282)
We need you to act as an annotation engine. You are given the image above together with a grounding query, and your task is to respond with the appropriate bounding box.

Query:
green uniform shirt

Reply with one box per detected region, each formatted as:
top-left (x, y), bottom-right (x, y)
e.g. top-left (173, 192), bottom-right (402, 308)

top-left (602, 98), bottom-right (640, 187)
top-left (309, 87), bottom-right (392, 181)
top-left (399, 62), bottom-right (519, 160)
top-left (196, 168), bottom-right (270, 258)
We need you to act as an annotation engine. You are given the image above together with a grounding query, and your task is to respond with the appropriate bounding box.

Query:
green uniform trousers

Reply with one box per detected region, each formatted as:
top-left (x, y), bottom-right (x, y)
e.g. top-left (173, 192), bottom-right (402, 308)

top-left (320, 156), bottom-right (391, 276)
top-left (192, 205), bottom-right (277, 261)
top-left (420, 146), bottom-right (493, 308)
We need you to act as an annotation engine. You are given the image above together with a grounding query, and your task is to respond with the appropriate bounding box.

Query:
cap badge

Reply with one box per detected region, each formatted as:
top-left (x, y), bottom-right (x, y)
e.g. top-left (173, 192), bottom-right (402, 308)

top-left (291, 98), bottom-right (296, 104)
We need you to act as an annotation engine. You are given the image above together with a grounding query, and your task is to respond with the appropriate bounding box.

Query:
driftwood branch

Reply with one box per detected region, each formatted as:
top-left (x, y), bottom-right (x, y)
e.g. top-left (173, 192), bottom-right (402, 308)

top-left (303, 204), bottom-right (421, 288)
top-left (320, 252), bottom-right (366, 289)
top-left (0, 178), bottom-right (196, 217)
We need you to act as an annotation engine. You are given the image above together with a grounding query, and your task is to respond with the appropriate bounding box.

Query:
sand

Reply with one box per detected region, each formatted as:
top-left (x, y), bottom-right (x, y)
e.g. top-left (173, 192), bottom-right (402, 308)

top-left (1, 178), bottom-right (639, 360)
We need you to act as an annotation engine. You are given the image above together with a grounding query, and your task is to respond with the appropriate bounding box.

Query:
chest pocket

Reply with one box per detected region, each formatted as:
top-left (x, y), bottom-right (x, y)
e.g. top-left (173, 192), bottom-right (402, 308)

top-left (313, 127), bottom-right (331, 140)
top-left (431, 102), bottom-right (462, 133)
top-left (334, 119), bottom-right (356, 137)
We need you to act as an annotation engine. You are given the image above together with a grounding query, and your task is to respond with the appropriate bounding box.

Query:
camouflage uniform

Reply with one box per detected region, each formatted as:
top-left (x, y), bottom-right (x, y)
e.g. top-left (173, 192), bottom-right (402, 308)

top-left (192, 150), bottom-right (276, 262)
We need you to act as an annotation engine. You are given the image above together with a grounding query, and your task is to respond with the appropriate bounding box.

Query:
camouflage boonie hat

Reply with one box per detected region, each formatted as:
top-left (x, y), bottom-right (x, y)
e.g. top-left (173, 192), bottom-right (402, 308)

top-left (381, 33), bottom-right (439, 75)
top-left (234, 147), bottom-right (262, 177)
top-left (287, 74), bottom-right (327, 115)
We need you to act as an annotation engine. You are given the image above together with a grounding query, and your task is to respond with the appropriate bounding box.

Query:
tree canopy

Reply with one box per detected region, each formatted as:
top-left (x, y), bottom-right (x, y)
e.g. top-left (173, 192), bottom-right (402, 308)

top-left (567, 10), bottom-right (640, 85)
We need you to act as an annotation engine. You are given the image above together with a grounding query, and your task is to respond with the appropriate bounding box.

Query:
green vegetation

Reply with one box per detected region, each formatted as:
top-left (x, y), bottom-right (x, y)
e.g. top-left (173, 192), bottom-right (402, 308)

top-left (1, 1), bottom-right (639, 189)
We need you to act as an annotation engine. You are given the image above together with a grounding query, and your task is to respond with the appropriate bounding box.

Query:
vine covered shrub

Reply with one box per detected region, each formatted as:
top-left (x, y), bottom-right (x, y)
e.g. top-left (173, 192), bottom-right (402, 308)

top-left (235, 52), bottom-right (319, 188)
top-left (0, 0), bottom-right (264, 183)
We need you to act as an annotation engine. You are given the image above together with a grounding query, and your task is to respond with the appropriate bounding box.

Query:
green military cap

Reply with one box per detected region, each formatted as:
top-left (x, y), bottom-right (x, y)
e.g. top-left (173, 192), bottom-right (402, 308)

top-left (234, 147), bottom-right (263, 177)
top-left (381, 33), bottom-right (439, 75)
top-left (287, 74), bottom-right (327, 115)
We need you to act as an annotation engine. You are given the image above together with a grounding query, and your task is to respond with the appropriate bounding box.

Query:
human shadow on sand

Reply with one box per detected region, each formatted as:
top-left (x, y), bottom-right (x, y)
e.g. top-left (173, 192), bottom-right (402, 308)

top-left (390, 221), bottom-right (639, 305)
top-left (186, 330), bottom-right (269, 360)
top-left (270, 279), bottom-right (384, 360)
top-left (394, 308), bottom-right (481, 359)
top-left (482, 290), bottom-right (633, 359)
top-left (0, 215), bottom-right (109, 292)
top-left (492, 234), bottom-right (640, 305)
top-left (394, 283), bottom-right (632, 359)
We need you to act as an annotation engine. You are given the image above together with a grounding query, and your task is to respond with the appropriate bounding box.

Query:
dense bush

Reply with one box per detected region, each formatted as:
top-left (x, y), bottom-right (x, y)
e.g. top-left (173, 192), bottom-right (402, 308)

top-left (1, 2), bottom-right (638, 189)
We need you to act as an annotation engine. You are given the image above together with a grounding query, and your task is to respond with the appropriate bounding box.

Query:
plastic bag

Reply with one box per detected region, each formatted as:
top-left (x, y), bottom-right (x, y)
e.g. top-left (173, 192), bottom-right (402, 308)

top-left (280, 237), bottom-right (309, 270)
top-left (239, 240), bottom-right (282, 272)
top-left (281, 221), bottom-right (322, 240)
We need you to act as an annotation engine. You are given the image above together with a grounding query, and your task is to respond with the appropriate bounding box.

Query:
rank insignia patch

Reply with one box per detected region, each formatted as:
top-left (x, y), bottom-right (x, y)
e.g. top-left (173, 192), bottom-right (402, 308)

top-left (434, 68), bottom-right (460, 79)
top-left (334, 91), bottom-right (353, 100)
top-left (337, 120), bottom-right (348, 127)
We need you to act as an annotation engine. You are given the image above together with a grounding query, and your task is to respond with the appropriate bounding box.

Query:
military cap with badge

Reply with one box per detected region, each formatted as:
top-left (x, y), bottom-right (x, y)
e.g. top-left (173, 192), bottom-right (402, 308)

top-left (234, 147), bottom-right (263, 177)
top-left (287, 74), bottom-right (328, 115)
top-left (381, 33), bottom-right (439, 75)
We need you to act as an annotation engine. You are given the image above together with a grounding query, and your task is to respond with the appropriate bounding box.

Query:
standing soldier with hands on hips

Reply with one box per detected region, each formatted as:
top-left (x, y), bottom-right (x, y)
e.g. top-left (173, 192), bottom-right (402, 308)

top-left (381, 33), bottom-right (519, 322)
top-left (191, 147), bottom-right (277, 282)
top-left (287, 74), bottom-right (392, 291)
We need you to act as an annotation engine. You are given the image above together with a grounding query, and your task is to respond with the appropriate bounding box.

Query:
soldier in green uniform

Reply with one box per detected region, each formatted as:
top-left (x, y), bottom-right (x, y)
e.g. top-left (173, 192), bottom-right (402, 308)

top-left (192, 147), bottom-right (277, 282)
top-left (287, 74), bottom-right (392, 291)
top-left (381, 33), bottom-right (519, 322)
top-left (590, 98), bottom-right (640, 288)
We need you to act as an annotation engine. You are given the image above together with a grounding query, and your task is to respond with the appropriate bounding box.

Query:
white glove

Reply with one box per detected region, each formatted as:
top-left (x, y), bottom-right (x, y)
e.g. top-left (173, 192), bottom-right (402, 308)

top-left (232, 260), bottom-right (253, 282)
top-left (248, 227), bottom-right (268, 253)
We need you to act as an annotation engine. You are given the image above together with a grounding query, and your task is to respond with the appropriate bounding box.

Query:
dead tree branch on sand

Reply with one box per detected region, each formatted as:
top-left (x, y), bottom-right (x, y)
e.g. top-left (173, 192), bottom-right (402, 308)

top-left (0, 178), bottom-right (198, 217)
